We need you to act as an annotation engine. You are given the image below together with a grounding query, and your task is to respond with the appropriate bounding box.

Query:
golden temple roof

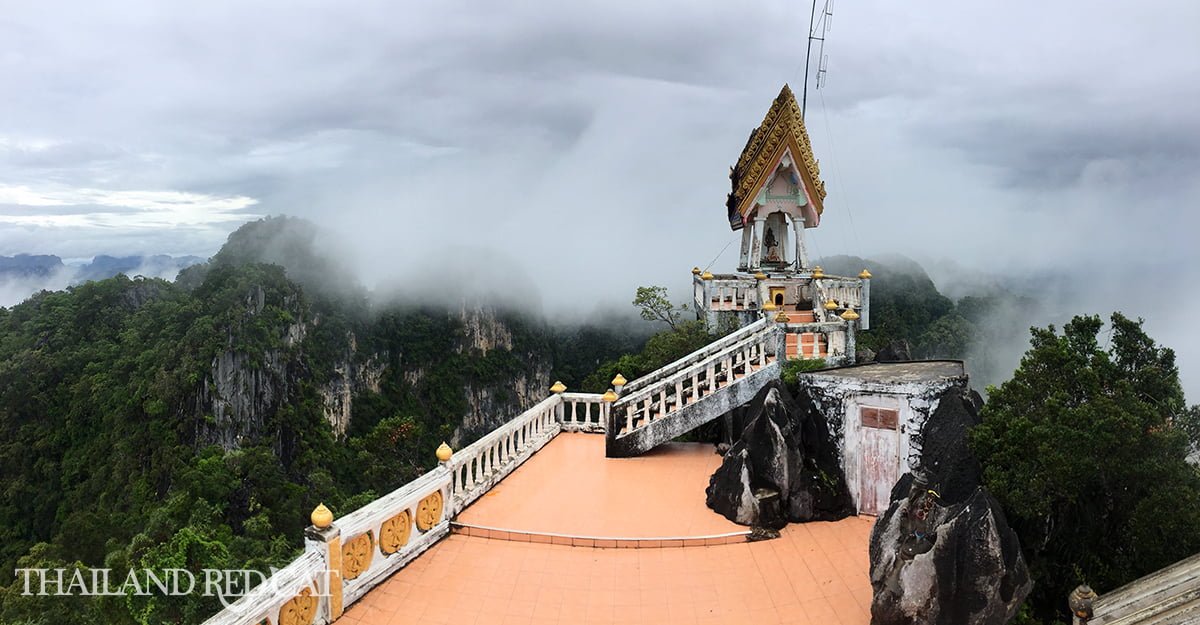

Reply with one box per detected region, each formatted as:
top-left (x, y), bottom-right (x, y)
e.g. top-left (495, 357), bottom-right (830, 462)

top-left (726, 84), bottom-right (827, 230)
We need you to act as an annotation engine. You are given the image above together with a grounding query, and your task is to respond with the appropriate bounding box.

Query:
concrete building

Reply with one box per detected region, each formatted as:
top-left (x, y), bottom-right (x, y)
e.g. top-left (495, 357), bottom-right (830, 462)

top-left (799, 362), bottom-right (969, 516)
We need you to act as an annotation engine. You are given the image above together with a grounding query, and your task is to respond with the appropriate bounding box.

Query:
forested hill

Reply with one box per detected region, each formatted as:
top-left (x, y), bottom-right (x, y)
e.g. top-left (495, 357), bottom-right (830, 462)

top-left (0, 217), bottom-right (642, 625)
top-left (819, 253), bottom-right (1037, 388)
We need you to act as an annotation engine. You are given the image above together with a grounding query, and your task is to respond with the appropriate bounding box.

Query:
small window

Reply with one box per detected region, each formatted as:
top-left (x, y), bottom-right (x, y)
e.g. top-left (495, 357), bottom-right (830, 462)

top-left (860, 407), bottom-right (899, 429)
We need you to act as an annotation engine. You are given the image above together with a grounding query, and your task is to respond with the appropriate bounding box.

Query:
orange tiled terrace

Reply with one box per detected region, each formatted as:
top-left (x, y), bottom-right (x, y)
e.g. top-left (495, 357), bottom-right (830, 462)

top-left (339, 433), bottom-right (874, 625)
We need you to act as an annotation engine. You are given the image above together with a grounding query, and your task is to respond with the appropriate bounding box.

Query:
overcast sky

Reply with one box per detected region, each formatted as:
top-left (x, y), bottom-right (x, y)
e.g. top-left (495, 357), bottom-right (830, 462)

top-left (2, 1), bottom-right (1198, 394)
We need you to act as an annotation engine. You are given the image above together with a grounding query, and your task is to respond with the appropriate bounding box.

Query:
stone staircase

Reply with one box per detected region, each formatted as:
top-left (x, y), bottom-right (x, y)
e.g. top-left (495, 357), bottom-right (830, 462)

top-left (605, 319), bottom-right (783, 457)
top-left (1090, 551), bottom-right (1200, 624)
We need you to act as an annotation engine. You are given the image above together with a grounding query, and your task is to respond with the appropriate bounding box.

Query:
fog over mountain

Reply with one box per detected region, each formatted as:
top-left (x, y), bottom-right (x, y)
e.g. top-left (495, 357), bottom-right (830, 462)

top-left (0, 254), bottom-right (202, 307)
top-left (1, 1), bottom-right (1197, 395)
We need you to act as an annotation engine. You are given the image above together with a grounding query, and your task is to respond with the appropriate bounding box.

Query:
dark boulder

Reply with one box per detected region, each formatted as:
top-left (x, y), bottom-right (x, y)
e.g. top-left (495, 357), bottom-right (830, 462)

top-left (868, 387), bottom-right (1031, 625)
top-left (705, 381), bottom-right (853, 527)
top-left (875, 340), bottom-right (913, 362)
top-left (856, 347), bottom-right (877, 363)
top-left (913, 387), bottom-right (985, 504)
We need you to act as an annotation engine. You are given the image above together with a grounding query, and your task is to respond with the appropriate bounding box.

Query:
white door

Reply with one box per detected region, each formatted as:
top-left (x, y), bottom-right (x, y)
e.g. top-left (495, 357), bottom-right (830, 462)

top-left (858, 407), bottom-right (900, 515)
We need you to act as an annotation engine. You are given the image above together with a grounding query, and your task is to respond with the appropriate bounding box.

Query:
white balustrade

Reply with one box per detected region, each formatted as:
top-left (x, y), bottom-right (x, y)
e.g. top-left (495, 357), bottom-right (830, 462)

top-left (446, 394), bottom-right (561, 513)
top-left (202, 389), bottom-right (588, 625)
top-left (336, 467), bottom-right (453, 606)
top-left (611, 323), bottom-right (779, 437)
top-left (622, 318), bottom-right (771, 395)
top-left (200, 550), bottom-right (326, 625)
top-left (704, 277), bottom-right (760, 311)
top-left (560, 392), bottom-right (606, 433)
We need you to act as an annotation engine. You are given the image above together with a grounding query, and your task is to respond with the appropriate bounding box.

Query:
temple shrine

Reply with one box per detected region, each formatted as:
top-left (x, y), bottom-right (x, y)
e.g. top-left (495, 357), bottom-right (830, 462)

top-left (694, 85), bottom-right (869, 364)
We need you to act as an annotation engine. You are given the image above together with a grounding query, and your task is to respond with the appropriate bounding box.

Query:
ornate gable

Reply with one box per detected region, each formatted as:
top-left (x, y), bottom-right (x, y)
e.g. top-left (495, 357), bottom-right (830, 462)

top-left (726, 84), bottom-right (827, 230)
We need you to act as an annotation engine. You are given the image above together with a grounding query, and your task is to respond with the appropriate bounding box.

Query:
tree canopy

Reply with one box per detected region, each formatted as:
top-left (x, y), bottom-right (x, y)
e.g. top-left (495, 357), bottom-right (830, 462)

top-left (970, 313), bottom-right (1200, 623)
top-left (632, 285), bottom-right (688, 331)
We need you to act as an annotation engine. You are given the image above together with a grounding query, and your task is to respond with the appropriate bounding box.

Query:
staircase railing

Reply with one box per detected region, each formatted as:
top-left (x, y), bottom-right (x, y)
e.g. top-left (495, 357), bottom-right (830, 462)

top-left (611, 321), bottom-right (780, 438)
top-left (621, 318), bottom-right (770, 395)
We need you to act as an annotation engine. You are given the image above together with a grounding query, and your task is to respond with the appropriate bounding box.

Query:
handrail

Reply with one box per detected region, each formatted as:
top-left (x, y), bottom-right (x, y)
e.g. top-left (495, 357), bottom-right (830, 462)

top-left (621, 318), bottom-right (770, 394)
top-left (615, 323), bottom-right (776, 409)
top-left (610, 326), bottom-right (779, 440)
top-left (202, 390), bottom-right (582, 625)
top-left (560, 392), bottom-right (606, 432)
top-left (445, 394), bottom-right (561, 513)
top-left (200, 552), bottom-right (324, 625)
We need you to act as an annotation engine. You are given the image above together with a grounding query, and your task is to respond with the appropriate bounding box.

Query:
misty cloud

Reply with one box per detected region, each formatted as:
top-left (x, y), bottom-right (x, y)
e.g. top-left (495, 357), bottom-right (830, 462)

top-left (0, 0), bottom-right (1197, 395)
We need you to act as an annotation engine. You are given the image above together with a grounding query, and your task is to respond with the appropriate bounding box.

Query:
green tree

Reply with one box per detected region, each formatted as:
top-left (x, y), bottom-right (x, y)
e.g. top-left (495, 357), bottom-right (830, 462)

top-left (916, 313), bottom-right (976, 359)
top-left (581, 320), bottom-right (716, 392)
top-left (971, 313), bottom-right (1200, 623)
top-left (632, 285), bottom-right (687, 331)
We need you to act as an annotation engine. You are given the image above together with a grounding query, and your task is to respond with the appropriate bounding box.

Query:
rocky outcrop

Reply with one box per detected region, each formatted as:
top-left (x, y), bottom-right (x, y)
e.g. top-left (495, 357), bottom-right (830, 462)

top-left (455, 369), bottom-right (551, 446)
top-left (459, 305), bottom-right (514, 355)
top-left (706, 381), bottom-right (853, 528)
top-left (875, 340), bottom-right (913, 362)
top-left (868, 387), bottom-right (1031, 625)
top-left (193, 285), bottom-right (310, 450)
top-left (320, 336), bottom-right (386, 437)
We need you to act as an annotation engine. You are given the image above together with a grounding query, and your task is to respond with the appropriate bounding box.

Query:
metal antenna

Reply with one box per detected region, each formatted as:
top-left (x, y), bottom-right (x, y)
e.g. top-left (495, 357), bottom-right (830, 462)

top-left (801, 0), bottom-right (834, 116)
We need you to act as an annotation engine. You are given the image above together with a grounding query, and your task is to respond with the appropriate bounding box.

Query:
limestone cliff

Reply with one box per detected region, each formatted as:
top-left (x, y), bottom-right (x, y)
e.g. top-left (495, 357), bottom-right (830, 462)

top-left (190, 283), bottom-right (553, 452)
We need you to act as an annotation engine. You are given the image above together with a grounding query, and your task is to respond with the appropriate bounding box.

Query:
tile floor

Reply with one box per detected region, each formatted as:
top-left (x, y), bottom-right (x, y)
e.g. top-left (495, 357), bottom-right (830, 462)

top-left (340, 433), bottom-right (875, 625)
top-left (457, 433), bottom-right (742, 538)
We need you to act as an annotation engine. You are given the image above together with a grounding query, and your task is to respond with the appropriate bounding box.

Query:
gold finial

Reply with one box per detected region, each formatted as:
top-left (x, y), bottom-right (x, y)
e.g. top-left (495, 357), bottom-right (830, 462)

top-left (1069, 585), bottom-right (1097, 620)
top-left (550, 380), bottom-right (566, 393)
top-left (753, 271), bottom-right (767, 280)
top-left (774, 311), bottom-right (790, 323)
top-left (701, 271), bottom-right (714, 280)
top-left (859, 268), bottom-right (872, 279)
top-left (601, 389), bottom-right (618, 402)
top-left (762, 300), bottom-right (777, 311)
top-left (691, 267), bottom-right (701, 275)
top-left (311, 503), bottom-right (333, 529)
top-left (841, 308), bottom-right (860, 321)
top-left (611, 373), bottom-right (627, 387)
top-left (811, 266), bottom-right (825, 279)
top-left (824, 299), bottom-right (839, 311)
top-left (436, 442), bottom-right (453, 462)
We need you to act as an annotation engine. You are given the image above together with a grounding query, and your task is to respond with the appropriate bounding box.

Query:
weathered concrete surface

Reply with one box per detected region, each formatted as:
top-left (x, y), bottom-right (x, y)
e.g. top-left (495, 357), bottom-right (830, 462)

top-left (705, 381), bottom-right (853, 527)
top-left (798, 361), bottom-right (969, 513)
top-left (806, 361), bottom-right (965, 386)
top-left (868, 387), bottom-right (1031, 625)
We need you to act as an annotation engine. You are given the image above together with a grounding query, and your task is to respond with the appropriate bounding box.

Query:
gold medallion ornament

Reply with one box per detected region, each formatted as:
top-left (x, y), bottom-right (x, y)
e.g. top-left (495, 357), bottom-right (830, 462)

top-left (378, 510), bottom-right (413, 555)
top-left (278, 587), bottom-right (317, 625)
top-left (341, 532), bottom-right (374, 580)
top-left (416, 490), bottom-right (444, 531)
